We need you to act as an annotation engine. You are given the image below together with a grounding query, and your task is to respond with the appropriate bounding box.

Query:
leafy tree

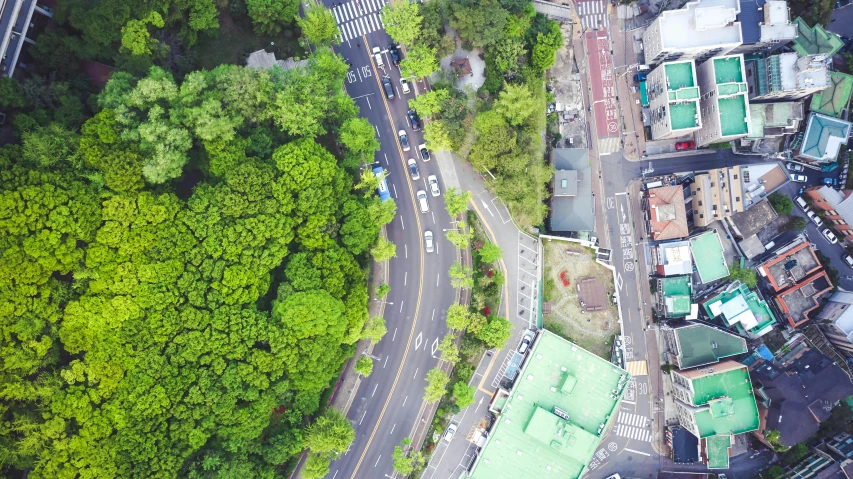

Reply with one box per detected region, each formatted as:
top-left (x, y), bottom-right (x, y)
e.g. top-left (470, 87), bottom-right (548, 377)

top-left (727, 263), bottom-right (758, 289)
top-left (247, 0), bottom-right (300, 35)
top-left (452, 381), bottom-right (476, 408)
top-left (355, 356), bottom-right (374, 377)
top-left (787, 216), bottom-right (808, 231)
top-left (531, 20), bottom-right (563, 71)
top-left (490, 36), bottom-right (527, 75)
top-left (377, 282), bottom-right (391, 298)
top-left (475, 315), bottom-right (513, 348)
top-left (120, 11), bottom-right (165, 56)
top-left (299, 5), bottom-right (341, 47)
top-left (0, 76), bottom-right (27, 108)
top-left (409, 88), bottom-right (450, 118)
top-left (392, 438), bottom-right (425, 475)
top-left (445, 187), bottom-right (471, 217)
top-left (340, 117), bottom-right (379, 156)
top-left (451, 0), bottom-right (510, 48)
top-left (381, 1), bottom-right (423, 46)
top-left (362, 316), bottom-right (388, 343)
top-left (22, 123), bottom-right (80, 168)
top-left (479, 242), bottom-right (503, 263)
top-left (446, 227), bottom-right (473, 249)
top-left (446, 304), bottom-right (472, 331)
top-left (424, 368), bottom-right (450, 403)
top-left (781, 443), bottom-right (808, 465)
top-left (767, 465), bottom-right (785, 479)
top-left (495, 83), bottom-right (540, 127)
top-left (303, 453), bottom-right (332, 479)
top-left (371, 237), bottom-right (397, 261)
top-left (449, 262), bottom-right (474, 289)
top-left (305, 410), bottom-right (356, 455)
top-left (768, 192), bottom-right (794, 215)
top-left (401, 44), bottom-right (439, 78)
top-left (438, 334), bottom-right (460, 364)
top-left (424, 120), bottom-right (453, 151)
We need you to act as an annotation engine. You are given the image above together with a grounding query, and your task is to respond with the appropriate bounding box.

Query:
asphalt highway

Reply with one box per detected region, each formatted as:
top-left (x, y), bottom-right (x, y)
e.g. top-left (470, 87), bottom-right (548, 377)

top-left (321, 3), bottom-right (458, 478)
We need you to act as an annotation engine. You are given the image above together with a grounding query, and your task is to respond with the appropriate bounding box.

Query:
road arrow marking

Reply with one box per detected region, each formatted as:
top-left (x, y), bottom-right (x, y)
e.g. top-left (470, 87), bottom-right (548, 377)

top-left (481, 199), bottom-right (495, 216)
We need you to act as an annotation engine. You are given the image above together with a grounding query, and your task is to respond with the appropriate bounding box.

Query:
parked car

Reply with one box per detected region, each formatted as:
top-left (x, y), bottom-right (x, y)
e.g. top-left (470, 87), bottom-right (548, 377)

top-left (675, 141), bottom-right (695, 151)
top-left (823, 177), bottom-right (839, 186)
top-left (407, 158), bottom-right (420, 180)
top-left (443, 422), bottom-right (458, 442)
top-left (823, 228), bottom-right (839, 244)
top-left (844, 254), bottom-right (853, 268)
top-left (424, 230), bottom-right (434, 253)
top-left (813, 214), bottom-right (824, 228)
top-left (388, 44), bottom-right (401, 65)
top-left (418, 143), bottom-right (430, 161)
top-left (790, 174), bottom-right (808, 182)
top-left (604, 475), bottom-right (622, 479)
top-left (795, 196), bottom-right (810, 211)
top-left (398, 129), bottom-right (410, 151)
top-left (517, 331), bottom-right (535, 354)
top-left (632, 72), bottom-right (647, 83)
top-left (786, 162), bottom-right (805, 172)
top-left (382, 78), bottom-right (395, 99)
top-left (372, 46), bottom-right (384, 68)
top-left (408, 109), bottom-right (421, 130)
top-left (417, 190), bottom-right (429, 213)
top-left (428, 175), bottom-right (440, 197)
top-left (400, 77), bottom-right (410, 94)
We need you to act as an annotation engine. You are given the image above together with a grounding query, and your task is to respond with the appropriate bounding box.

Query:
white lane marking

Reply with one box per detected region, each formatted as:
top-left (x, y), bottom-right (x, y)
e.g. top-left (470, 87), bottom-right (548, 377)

top-left (405, 243), bottom-right (408, 258)
top-left (402, 396), bottom-right (408, 407)
top-left (383, 356), bottom-right (388, 368)
top-left (400, 215), bottom-right (404, 230)
top-left (624, 448), bottom-right (651, 457)
top-left (431, 308), bottom-right (435, 321)
top-left (399, 300), bottom-right (404, 313)
top-left (392, 184), bottom-right (398, 199)
top-left (390, 423), bottom-right (396, 434)
top-left (404, 271), bottom-right (407, 286)
top-left (360, 411), bottom-right (367, 424)
top-left (374, 455), bottom-right (382, 467)
top-left (384, 153), bottom-right (388, 165)
top-left (413, 367), bottom-right (419, 379)
top-left (375, 125), bottom-right (380, 136)
top-left (436, 273), bottom-right (440, 287)
top-left (622, 399), bottom-right (636, 405)
top-left (332, 470), bottom-right (338, 479)
top-left (392, 327), bottom-right (397, 341)
top-left (372, 384), bottom-right (378, 397)
top-left (431, 211), bottom-right (435, 223)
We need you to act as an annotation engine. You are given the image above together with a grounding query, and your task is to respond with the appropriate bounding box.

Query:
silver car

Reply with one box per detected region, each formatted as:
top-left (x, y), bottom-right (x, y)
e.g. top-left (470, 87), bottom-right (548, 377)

top-left (417, 190), bottom-right (429, 213)
top-left (408, 158), bottom-right (420, 180)
top-left (398, 130), bottom-right (410, 151)
top-left (424, 230), bottom-right (434, 253)
top-left (428, 175), bottom-right (440, 197)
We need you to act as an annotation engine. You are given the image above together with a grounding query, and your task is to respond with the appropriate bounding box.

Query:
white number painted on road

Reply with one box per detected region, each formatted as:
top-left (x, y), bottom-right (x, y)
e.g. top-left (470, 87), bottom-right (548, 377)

top-left (361, 66), bottom-right (372, 78)
top-left (347, 70), bottom-right (357, 83)
top-left (625, 347), bottom-right (634, 361)
top-left (608, 442), bottom-right (618, 452)
top-left (588, 459), bottom-right (600, 470)
top-left (624, 335), bottom-right (632, 345)
top-left (624, 261), bottom-right (634, 272)
top-left (637, 381), bottom-right (648, 395)
top-left (623, 247), bottom-right (634, 260)
top-left (596, 449), bottom-right (609, 460)
top-left (607, 197), bottom-right (615, 209)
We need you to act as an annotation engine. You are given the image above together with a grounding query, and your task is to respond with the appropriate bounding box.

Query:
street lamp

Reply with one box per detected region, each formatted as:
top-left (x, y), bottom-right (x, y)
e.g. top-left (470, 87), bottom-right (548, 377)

top-left (373, 298), bottom-right (394, 305)
top-left (362, 351), bottom-right (381, 361)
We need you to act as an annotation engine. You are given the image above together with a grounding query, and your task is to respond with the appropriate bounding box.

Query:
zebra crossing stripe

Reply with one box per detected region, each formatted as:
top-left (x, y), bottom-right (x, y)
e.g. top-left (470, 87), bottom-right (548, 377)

top-left (368, 14), bottom-right (377, 32)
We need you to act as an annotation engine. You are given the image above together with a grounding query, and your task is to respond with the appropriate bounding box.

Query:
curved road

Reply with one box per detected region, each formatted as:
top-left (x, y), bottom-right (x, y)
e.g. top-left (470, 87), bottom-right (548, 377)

top-left (321, 2), bottom-right (458, 478)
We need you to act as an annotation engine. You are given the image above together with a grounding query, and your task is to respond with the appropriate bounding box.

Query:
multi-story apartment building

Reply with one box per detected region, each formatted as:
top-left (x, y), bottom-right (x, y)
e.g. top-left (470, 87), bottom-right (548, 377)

top-left (647, 60), bottom-right (702, 140)
top-left (729, 0), bottom-right (797, 56)
top-left (748, 53), bottom-right (830, 101)
top-left (643, 0), bottom-right (743, 66)
top-left (690, 166), bottom-right (744, 227)
top-left (817, 291), bottom-right (853, 358)
top-left (695, 55), bottom-right (752, 147)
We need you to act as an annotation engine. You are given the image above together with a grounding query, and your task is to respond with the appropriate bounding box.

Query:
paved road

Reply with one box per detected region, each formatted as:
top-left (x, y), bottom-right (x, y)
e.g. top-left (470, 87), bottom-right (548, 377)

top-left (320, 2), bottom-right (458, 477)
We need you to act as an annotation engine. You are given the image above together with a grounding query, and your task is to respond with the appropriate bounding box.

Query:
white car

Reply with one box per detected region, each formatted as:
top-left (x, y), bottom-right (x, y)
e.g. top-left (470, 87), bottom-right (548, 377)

top-left (418, 143), bottom-right (430, 162)
top-left (823, 228), bottom-right (838, 244)
top-left (400, 77), bottom-right (410, 94)
top-left (428, 175), bottom-right (440, 197)
top-left (786, 162), bottom-right (804, 172)
top-left (407, 158), bottom-right (420, 180)
top-left (844, 254), bottom-right (853, 268)
top-left (417, 190), bottom-right (429, 213)
top-left (372, 46), bottom-right (384, 68)
top-left (812, 214), bottom-right (824, 228)
top-left (443, 422), bottom-right (458, 442)
top-left (424, 230), bottom-right (434, 253)
top-left (790, 174), bottom-right (808, 182)
top-left (398, 130), bottom-right (410, 151)
top-left (517, 331), bottom-right (535, 354)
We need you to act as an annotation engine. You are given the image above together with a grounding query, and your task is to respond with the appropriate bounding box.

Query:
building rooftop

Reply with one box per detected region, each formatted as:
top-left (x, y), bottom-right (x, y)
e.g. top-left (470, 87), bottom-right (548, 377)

top-left (812, 186), bottom-right (853, 228)
top-left (776, 270), bottom-right (833, 328)
top-left (668, 321), bottom-right (748, 369)
top-left (647, 185), bottom-right (690, 241)
top-left (704, 282), bottom-right (776, 338)
top-left (758, 241), bottom-right (821, 291)
top-left (748, 102), bottom-right (805, 139)
top-left (550, 149), bottom-right (595, 232)
top-left (728, 198), bottom-right (778, 239)
top-left (664, 62), bottom-right (702, 131)
top-left (712, 56), bottom-right (751, 137)
top-left (754, 348), bottom-right (853, 447)
top-left (656, 0), bottom-right (743, 51)
top-left (660, 276), bottom-right (693, 317)
top-left (792, 17), bottom-right (844, 57)
top-left (798, 113), bottom-right (852, 163)
top-left (705, 435), bottom-right (734, 469)
top-left (656, 240), bottom-right (694, 276)
top-left (760, 1), bottom-right (797, 42)
top-left (810, 72), bottom-right (853, 119)
top-left (679, 361), bottom-right (760, 437)
top-left (690, 231), bottom-right (730, 283)
top-left (470, 330), bottom-right (627, 479)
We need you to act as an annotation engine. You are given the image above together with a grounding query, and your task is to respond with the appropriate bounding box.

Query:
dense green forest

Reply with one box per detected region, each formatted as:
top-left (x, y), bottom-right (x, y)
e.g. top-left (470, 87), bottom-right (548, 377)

top-left (0, 2), bottom-right (392, 477)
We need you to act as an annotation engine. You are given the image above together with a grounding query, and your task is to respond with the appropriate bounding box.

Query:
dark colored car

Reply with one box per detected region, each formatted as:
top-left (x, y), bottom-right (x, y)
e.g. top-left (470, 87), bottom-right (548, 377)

top-left (675, 141), bottom-right (695, 151)
top-left (633, 72), bottom-right (647, 83)
top-left (408, 109), bottom-right (421, 130)
top-left (382, 78), bottom-right (394, 99)
top-left (388, 44), bottom-right (401, 65)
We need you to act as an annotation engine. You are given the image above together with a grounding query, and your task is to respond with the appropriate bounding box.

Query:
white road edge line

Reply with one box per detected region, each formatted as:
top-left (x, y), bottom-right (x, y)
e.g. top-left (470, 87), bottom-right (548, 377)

top-left (374, 455), bottom-right (382, 467)
top-left (624, 448), bottom-right (651, 457)
top-left (372, 384), bottom-right (378, 397)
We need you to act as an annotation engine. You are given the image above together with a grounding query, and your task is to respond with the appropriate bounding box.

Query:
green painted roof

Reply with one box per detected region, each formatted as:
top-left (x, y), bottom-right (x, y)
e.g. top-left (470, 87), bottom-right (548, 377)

top-left (689, 232), bottom-right (729, 283)
top-left (703, 282), bottom-right (777, 337)
top-left (660, 276), bottom-right (692, 317)
top-left (706, 435), bottom-right (733, 469)
top-left (688, 366), bottom-right (760, 437)
top-left (672, 323), bottom-right (748, 369)
top-left (792, 17), bottom-right (844, 57)
top-left (470, 330), bottom-right (627, 479)
top-left (714, 57), bottom-right (743, 85)
top-left (799, 113), bottom-right (852, 162)
top-left (665, 61), bottom-right (695, 89)
top-left (810, 71), bottom-right (853, 118)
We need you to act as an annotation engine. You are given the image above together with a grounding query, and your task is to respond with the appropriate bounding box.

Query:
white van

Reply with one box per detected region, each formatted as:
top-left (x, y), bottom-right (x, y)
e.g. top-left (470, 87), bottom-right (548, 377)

top-left (845, 255), bottom-right (853, 268)
top-left (795, 196), bottom-right (809, 211)
top-left (372, 46), bottom-right (384, 68)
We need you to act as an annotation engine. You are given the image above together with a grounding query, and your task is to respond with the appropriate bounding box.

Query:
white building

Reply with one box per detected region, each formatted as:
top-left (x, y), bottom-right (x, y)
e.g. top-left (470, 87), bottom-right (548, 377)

top-left (695, 55), bottom-right (752, 147)
top-left (652, 240), bottom-right (694, 276)
top-left (749, 53), bottom-right (830, 101)
top-left (647, 60), bottom-right (703, 140)
top-left (730, 0), bottom-right (798, 55)
top-left (643, 0), bottom-right (743, 66)
top-left (817, 291), bottom-right (853, 358)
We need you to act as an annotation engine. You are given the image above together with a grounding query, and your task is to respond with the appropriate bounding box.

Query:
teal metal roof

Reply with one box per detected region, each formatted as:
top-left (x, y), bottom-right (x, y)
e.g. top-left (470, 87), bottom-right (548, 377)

top-left (799, 113), bottom-right (852, 162)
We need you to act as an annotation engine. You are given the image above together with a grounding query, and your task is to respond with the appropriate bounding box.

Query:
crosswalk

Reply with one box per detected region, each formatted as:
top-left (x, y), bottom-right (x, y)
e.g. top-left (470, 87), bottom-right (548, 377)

top-left (331, 0), bottom-right (388, 42)
top-left (576, 0), bottom-right (609, 30)
top-left (598, 136), bottom-right (621, 155)
top-left (625, 360), bottom-right (648, 377)
top-left (614, 411), bottom-right (652, 442)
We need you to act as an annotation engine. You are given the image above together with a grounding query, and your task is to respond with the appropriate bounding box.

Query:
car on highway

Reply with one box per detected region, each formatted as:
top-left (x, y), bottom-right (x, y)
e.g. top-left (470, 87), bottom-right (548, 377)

top-left (823, 228), bottom-right (839, 244)
top-left (675, 140), bottom-right (695, 151)
top-left (372, 46), bottom-right (384, 68)
top-left (382, 78), bottom-right (395, 99)
top-left (845, 254), bottom-right (853, 268)
top-left (443, 422), bottom-right (458, 442)
top-left (398, 129), bottom-right (410, 151)
top-left (408, 109), bottom-right (421, 130)
top-left (407, 158), bottom-right (420, 180)
top-left (419, 143), bottom-right (430, 161)
top-left (388, 44), bottom-right (401, 65)
top-left (400, 77), bottom-right (410, 94)
top-left (786, 162), bottom-right (804, 172)
top-left (417, 190), bottom-right (429, 213)
top-left (428, 175), bottom-right (440, 196)
top-left (790, 174), bottom-right (808, 182)
top-left (424, 230), bottom-right (434, 253)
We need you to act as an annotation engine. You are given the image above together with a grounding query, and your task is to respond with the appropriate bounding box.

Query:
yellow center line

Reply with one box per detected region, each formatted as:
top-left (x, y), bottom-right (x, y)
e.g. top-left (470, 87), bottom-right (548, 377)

top-left (348, 35), bottom-right (426, 479)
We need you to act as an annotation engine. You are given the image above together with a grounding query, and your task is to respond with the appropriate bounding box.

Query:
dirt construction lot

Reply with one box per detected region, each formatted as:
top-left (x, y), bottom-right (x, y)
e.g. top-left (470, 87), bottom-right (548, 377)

top-left (542, 240), bottom-right (618, 359)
